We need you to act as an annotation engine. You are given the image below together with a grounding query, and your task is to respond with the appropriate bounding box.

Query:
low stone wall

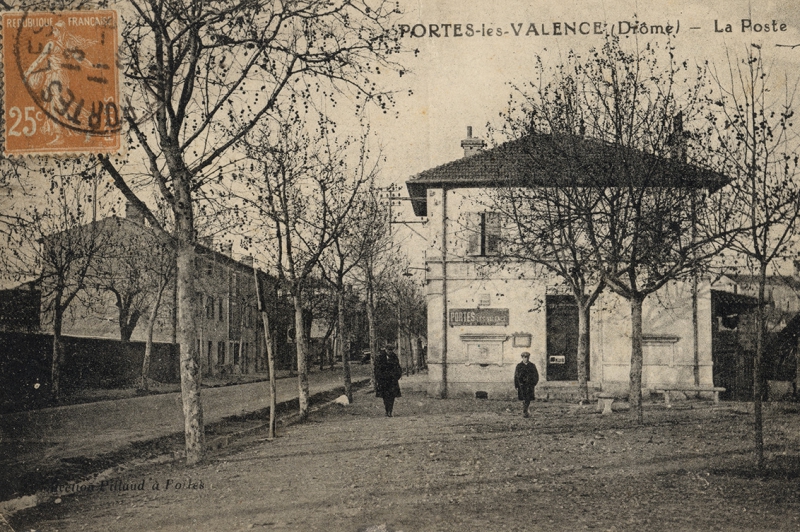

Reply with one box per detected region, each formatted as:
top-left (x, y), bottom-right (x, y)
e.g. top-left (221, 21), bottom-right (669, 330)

top-left (0, 332), bottom-right (178, 412)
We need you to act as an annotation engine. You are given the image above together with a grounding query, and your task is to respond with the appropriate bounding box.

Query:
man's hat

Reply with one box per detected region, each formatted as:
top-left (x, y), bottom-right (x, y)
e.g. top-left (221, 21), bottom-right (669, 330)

top-left (520, 352), bottom-right (531, 359)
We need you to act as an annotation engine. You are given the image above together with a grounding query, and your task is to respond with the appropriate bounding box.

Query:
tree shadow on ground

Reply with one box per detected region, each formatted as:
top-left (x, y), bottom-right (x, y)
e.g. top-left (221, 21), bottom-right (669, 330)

top-left (710, 454), bottom-right (800, 480)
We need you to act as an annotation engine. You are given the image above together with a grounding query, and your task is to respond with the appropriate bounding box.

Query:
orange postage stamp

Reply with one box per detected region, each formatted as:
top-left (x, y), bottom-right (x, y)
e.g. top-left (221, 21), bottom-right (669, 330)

top-left (2, 10), bottom-right (121, 156)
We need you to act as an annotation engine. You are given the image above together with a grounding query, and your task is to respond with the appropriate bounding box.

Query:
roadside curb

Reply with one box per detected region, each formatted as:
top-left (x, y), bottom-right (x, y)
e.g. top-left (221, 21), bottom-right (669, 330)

top-left (206, 378), bottom-right (371, 451)
top-left (0, 378), bottom-right (371, 520)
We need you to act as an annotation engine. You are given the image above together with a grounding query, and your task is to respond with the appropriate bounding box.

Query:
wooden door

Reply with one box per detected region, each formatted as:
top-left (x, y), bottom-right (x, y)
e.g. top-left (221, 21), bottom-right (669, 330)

top-left (546, 295), bottom-right (580, 381)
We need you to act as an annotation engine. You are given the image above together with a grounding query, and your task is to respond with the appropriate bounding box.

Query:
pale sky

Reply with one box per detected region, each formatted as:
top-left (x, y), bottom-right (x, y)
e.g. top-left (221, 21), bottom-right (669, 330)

top-left (381, 0), bottom-right (800, 178)
top-left (5, 1), bottom-right (800, 274)
top-left (376, 0), bottom-right (800, 257)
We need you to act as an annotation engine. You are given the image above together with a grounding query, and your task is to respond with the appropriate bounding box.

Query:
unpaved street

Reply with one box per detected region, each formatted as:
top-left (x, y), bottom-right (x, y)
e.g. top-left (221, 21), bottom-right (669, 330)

top-left (1, 367), bottom-right (372, 462)
top-left (0, 366), bottom-right (372, 503)
top-left (10, 388), bottom-right (800, 532)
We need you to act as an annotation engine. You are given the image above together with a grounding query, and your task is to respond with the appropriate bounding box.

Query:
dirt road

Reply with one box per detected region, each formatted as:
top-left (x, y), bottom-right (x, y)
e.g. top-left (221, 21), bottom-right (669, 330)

top-left (0, 366), bottom-right (372, 502)
top-left (9, 388), bottom-right (800, 531)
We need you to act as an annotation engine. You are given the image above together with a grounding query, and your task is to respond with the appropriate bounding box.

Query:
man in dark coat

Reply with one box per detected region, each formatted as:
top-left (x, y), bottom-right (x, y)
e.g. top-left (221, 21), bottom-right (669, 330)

top-left (514, 352), bottom-right (539, 418)
top-left (375, 346), bottom-right (402, 417)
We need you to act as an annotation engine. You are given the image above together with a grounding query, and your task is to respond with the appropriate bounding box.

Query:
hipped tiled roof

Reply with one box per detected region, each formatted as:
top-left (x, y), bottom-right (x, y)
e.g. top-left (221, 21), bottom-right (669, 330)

top-left (406, 133), bottom-right (729, 216)
top-left (727, 273), bottom-right (800, 292)
top-left (711, 290), bottom-right (759, 314)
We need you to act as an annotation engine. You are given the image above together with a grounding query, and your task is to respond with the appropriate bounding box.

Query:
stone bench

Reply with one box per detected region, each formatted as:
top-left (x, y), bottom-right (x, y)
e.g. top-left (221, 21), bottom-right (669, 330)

top-left (596, 393), bottom-right (615, 415)
top-left (655, 386), bottom-right (726, 407)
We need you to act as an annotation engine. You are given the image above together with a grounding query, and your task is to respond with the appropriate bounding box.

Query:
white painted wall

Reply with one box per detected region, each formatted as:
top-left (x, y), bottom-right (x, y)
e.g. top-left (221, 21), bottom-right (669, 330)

top-left (422, 186), bottom-right (715, 398)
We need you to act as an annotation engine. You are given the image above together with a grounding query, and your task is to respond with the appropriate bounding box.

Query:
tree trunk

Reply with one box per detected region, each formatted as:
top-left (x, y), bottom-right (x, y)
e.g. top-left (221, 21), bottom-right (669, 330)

top-left (692, 271), bottom-right (700, 386)
top-left (629, 294), bottom-right (645, 424)
top-left (404, 331), bottom-right (412, 376)
top-left (396, 296), bottom-right (404, 374)
top-left (366, 276), bottom-right (377, 389)
top-left (51, 305), bottom-right (64, 403)
top-left (339, 288), bottom-right (352, 402)
top-left (239, 299), bottom-right (246, 375)
top-left (754, 261), bottom-right (767, 470)
top-left (142, 283), bottom-right (166, 392)
top-left (261, 309), bottom-right (277, 438)
top-left (411, 335), bottom-right (419, 374)
top-left (142, 318), bottom-right (154, 392)
top-left (796, 336), bottom-right (800, 401)
top-left (176, 235), bottom-right (204, 464)
top-left (303, 309), bottom-right (312, 369)
top-left (576, 302), bottom-right (591, 404)
top-left (320, 336), bottom-right (326, 371)
top-left (293, 293), bottom-right (310, 420)
top-left (119, 308), bottom-right (140, 342)
top-left (253, 269), bottom-right (277, 438)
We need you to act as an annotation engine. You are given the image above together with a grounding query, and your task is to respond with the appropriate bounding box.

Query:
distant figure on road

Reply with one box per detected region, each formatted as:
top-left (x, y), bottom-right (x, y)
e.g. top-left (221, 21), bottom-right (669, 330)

top-left (375, 346), bottom-right (402, 417)
top-left (514, 352), bottom-right (539, 418)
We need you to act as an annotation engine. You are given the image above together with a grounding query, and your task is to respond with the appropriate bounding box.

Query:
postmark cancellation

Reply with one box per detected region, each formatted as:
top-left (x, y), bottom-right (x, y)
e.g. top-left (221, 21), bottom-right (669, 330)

top-left (1, 10), bottom-right (121, 156)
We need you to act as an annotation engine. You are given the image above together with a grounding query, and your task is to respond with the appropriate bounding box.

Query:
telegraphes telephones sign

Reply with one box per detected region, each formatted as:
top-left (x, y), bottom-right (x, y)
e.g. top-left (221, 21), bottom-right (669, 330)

top-left (449, 308), bottom-right (509, 327)
top-left (2, 11), bottom-right (121, 156)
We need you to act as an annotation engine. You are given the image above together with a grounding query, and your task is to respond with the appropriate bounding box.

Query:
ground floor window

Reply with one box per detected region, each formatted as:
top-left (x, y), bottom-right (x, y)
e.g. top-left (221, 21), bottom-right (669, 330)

top-left (218, 341), bottom-right (226, 365)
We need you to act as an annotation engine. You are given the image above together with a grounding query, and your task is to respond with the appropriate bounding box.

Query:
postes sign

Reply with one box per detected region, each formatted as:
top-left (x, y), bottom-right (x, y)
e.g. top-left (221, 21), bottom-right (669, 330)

top-left (2, 11), bottom-right (121, 156)
top-left (449, 308), bottom-right (509, 327)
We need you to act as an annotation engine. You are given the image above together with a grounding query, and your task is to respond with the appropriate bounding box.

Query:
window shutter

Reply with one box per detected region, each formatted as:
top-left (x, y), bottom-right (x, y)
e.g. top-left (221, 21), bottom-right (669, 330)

top-left (467, 212), bottom-right (481, 256)
top-left (485, 212), bottom-right (501, 255)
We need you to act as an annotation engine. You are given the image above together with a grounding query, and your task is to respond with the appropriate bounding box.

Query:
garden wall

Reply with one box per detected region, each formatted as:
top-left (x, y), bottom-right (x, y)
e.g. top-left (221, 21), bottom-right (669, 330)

top-left (0, 332), bottom-right (178, 412)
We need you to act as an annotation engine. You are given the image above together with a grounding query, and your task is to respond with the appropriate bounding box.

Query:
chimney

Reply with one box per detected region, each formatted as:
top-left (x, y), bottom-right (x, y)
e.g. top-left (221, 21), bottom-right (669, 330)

top-left (221, 242), bottom-right (233, 257)
top-left (240, 256), bottom-right (254, 268)
top-left (199, 236), bottom-right (214, 249)
top-left (125, 202), bottom-right (144, 224)
top-left (461, 126), bottom-right (486, 158)
top-left (669, 111), bottom-right (687, 162)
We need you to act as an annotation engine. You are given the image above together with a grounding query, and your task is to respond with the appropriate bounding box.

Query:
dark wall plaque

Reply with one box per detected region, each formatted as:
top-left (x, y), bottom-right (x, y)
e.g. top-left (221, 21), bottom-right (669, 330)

top-left (449, 308), bottom-right (509, 327)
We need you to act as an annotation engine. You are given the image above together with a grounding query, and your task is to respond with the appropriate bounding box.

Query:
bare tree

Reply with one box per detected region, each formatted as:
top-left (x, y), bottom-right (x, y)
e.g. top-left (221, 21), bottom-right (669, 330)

top-left (320, 160), bottom-right (382, 402)
top-left (140, 237), bottom-right (177, 391)
top-left (494, 37), bottom-right (738, 421)
top-left (96, 0), bottom-right (400, 463)
top-left (485, 66), bottom-right (608, 403)
top-left (85, 222), bottom-right (156, 342)
top-left (243, 116), bottom-right (374, 419)
top-left (352, 188), bottom-right (396, 387)
top-left (390, 265), bottom-right (426, 374)
top-left (709, 46), bottom-right (800, 469)
top-left (490, 182), bottom-right (605, 403)
top-left (1, 164), bottom-right (108, 402)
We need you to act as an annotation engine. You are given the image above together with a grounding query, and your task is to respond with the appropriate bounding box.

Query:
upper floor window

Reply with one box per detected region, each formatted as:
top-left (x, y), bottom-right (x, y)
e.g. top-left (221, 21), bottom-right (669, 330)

top-left (246, 306), bottom-right (254, 328)
top-left (467, 212), bottom-right (501, 257)
top-left (205, 296), bottom-right (215, 320)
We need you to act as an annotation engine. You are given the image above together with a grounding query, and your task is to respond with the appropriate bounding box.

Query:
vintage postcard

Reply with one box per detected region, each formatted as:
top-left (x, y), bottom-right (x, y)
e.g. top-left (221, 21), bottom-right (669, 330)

top-left (1, 1), bottom-right (799, 531)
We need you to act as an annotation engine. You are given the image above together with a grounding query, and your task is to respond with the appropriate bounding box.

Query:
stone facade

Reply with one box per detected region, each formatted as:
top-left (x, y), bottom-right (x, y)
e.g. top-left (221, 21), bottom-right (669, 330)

top-left (41, 213), bottom-right (267, 376)
top-left (407, 131), bottom-right (726, 399)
